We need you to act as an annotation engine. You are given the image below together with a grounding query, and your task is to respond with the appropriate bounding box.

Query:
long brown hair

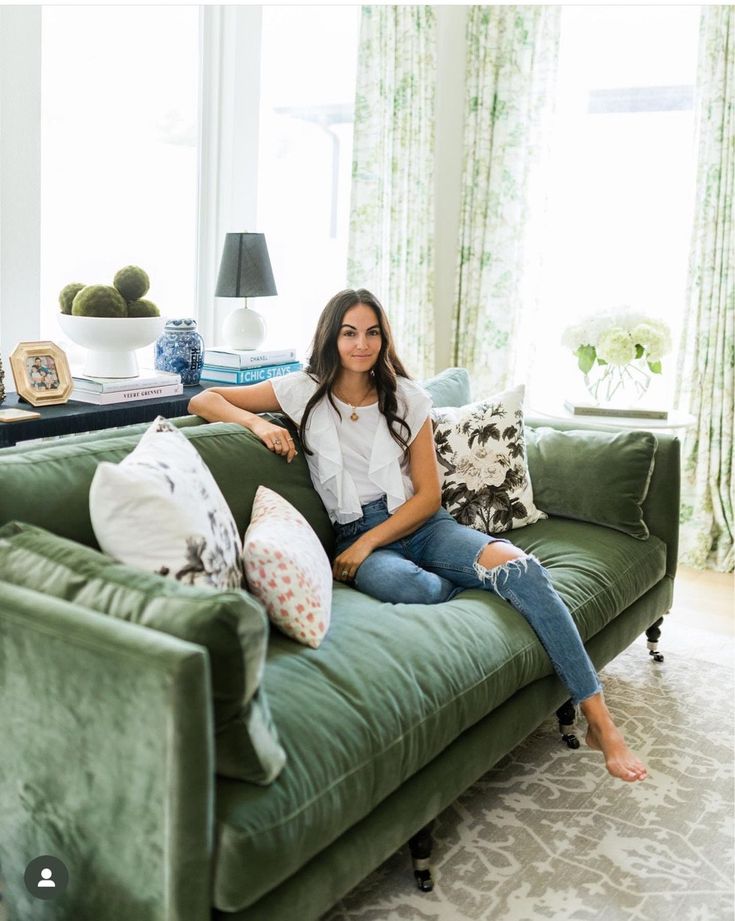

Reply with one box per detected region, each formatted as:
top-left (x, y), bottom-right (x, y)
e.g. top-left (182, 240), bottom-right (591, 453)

top-left (299, 288), bottom-right (413, 456)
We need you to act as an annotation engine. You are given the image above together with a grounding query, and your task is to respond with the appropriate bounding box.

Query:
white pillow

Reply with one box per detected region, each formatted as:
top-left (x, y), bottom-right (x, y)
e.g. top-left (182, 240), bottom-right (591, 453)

top-left (242, 486), bottom-right (332, 649)
top-left (89, 416), bottom-right (243, 589)
top-left (431, 384), bottom-right (546, 533)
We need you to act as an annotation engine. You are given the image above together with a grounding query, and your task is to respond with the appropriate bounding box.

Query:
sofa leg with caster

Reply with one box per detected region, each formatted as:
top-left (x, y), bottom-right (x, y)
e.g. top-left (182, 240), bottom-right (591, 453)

top-left (556, 699), bottom-right (580, 749)
top-left (646, 616), bottom-right (665, 662)
top-left (408, 823), bottom-right (434, 892)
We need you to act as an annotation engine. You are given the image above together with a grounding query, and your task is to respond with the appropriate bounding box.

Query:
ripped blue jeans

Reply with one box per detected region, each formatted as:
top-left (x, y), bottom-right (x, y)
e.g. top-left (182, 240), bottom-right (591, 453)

top-left (333, 496), bottom-right (602, 707)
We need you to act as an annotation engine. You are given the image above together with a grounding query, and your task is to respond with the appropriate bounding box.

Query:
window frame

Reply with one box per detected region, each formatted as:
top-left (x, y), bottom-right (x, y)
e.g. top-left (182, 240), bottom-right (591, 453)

top-left (0, 6), bottom-right (264, 380)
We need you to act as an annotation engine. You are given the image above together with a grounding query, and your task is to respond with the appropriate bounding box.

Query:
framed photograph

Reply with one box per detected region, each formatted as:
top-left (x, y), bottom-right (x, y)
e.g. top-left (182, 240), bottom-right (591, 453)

top-left (9, 341), bottom-right (73, 407)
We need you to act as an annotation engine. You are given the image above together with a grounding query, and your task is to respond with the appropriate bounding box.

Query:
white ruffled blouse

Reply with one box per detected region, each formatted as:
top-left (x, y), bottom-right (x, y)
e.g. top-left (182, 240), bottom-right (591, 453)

top-left (271, 371), bottom-right (432, 525)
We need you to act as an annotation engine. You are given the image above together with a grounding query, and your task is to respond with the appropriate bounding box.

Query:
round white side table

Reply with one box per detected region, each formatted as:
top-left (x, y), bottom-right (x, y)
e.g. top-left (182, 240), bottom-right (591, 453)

top-left (528, 404), bottom-right (696, 435)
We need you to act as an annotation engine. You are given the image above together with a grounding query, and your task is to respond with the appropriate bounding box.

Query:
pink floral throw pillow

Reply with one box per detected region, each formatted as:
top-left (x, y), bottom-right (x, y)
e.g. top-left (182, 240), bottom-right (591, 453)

top-left (242, 486), bottom-right (332, 649)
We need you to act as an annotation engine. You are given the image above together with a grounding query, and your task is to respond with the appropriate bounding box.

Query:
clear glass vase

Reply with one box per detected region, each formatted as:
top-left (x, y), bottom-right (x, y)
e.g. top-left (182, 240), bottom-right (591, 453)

top-left (584, 359), bottom-right (651, 407)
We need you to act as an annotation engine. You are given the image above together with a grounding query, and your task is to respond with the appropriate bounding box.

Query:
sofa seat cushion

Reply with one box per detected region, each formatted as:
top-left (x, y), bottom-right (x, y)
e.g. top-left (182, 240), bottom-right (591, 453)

top-left (510, 518), bottom-right (667, 642)
top-left (211, 520), bottom-right (667, 912)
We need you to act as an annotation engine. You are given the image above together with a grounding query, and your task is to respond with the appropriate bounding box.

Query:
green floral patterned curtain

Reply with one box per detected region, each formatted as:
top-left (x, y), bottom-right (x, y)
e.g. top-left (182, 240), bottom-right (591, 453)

top-left (452, 6), bottom-right (561, 396)
top-left (348, 6), bottom-right (436, 380)
top-left (675, 6), bottom-right (734, 572)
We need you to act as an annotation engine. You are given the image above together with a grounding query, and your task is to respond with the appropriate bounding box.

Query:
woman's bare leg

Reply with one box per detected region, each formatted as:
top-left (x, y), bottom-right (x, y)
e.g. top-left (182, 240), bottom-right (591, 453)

top-left (580, 692), bottom-right (648, 782)
top-left (476, 543), bottom-right (648, 782)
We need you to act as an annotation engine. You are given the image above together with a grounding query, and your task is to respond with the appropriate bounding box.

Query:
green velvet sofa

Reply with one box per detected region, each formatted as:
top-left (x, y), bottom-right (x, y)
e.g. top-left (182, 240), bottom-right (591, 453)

top-left (0, 371), bottom-right (679, 921)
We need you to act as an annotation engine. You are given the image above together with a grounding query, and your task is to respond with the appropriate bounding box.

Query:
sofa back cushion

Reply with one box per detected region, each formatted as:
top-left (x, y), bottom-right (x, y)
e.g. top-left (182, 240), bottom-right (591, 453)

top-left (420, 366), bottom-right (472, 407)
top-left (0, 421), bottom-right (334, 554)
top-left (0, 369), bottom-right (470, 552)
top-left (525, 426), bottom-right (657, 539)
top-left (0, 520), bottom-right (286, 783)
top-left (0, 413), bottom-right (205, 456)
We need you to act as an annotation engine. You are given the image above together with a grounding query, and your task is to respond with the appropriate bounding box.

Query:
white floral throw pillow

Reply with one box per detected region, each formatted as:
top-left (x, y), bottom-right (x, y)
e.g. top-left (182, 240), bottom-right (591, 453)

top-left (431, 385), bottom-right (546, 534)
top-left (242, 486), bottom-right (332, 649)
top-left (90, 416), bottom-right (243, 589)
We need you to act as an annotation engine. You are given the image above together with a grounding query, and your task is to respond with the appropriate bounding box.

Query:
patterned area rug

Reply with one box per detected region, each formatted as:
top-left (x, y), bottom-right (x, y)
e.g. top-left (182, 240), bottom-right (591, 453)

top-left (324, 643), bottom-right (734, 921)
top-left (1, 643), bottom-right (732, 921)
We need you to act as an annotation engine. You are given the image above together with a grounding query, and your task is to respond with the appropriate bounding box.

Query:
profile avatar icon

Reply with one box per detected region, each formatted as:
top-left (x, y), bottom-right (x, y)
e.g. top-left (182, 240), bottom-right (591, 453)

top-left (37, 868), bottom-right (56, 888)
top-left (24, 855), bottom-right (68, 899)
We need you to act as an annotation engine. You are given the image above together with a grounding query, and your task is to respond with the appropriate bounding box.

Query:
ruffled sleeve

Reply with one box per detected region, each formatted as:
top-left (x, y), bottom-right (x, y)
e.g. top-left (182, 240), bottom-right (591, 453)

top-left (396, 377), bottom-right (433, 443)
top-left (271, 371), bottom-right (318, 425)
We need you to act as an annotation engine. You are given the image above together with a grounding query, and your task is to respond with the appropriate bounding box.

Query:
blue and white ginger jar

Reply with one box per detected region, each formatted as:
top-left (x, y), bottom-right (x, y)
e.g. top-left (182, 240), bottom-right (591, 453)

top-left (154, 318), bottom-right (204, 386)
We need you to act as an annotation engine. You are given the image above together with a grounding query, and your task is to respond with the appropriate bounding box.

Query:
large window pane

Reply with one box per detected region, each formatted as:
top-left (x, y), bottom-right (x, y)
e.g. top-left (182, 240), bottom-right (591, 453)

top-left (256, 6), bottom-right (360, 356)
top-left (41, 6), bottom-right (199, 368)
top-left (528, 5), bottom-right (700, 411)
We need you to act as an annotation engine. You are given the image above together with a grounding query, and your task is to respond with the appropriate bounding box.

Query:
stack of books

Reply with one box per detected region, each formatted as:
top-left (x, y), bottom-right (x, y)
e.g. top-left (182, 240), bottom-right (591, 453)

top-left (563, 399), bottom-right (669, 420)
top-left (200, 347), bottom-right (302, 384)
top-left (71, 369), bottom-right (183, 404)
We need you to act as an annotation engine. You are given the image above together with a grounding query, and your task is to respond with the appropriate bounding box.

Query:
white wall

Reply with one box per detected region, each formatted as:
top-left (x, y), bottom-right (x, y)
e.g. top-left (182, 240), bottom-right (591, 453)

top-left (0, 7), bottom-right (41, 381)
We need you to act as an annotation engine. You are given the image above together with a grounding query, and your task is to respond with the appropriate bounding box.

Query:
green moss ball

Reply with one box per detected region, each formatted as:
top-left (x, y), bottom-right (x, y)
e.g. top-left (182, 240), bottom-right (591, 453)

top-left (113, 265), bottom-right (150, 302)
top-left (72, 284), bottom-right (128, 318)
top-left (127, 298), bottom-right (160, 318)
top-left (59, 282), bottom-right (86, 315)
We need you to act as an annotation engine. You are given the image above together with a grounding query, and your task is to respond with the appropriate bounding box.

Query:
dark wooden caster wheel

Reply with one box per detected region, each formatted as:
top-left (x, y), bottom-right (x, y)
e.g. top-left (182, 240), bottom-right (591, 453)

top-left (556, 699), bottom-right (580, 749)
top-left (414, 864), bottom-right (434, 892)
top-left (408, 823), bottom-right (434, 892)
top-left (646, 617), bottom-right (665, 663)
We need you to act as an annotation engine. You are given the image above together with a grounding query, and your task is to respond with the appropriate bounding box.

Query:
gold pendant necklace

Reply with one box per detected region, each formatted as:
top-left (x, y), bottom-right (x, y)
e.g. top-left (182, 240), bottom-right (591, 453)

top-left (336, 385), bottom-right (373, 422)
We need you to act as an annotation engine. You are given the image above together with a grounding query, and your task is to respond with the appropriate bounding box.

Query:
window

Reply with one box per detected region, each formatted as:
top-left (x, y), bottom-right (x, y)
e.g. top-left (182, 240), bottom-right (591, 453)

top-left (528, 5), bottom-right (701, 410)
top-left (256, 6), bottom-right (360, 356)
top-left (40, 6), bottom-right (200, 368)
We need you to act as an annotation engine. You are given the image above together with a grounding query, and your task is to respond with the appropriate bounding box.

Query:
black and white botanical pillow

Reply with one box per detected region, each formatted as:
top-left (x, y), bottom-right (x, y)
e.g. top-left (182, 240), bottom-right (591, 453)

top-left (431, 385), bottom-right (546, 534)
top-left (90, 416), bottom-right (243, 589)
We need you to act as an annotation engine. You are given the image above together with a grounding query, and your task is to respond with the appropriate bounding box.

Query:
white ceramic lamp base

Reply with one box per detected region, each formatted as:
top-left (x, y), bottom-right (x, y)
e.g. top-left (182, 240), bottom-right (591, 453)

top-left (223, 307), bottom-right (266, 350)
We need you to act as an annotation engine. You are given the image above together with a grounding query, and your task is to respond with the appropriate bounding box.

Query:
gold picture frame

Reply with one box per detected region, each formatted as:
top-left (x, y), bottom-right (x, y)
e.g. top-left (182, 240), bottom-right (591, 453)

top-left (9, 341), bottom-right (73, 407)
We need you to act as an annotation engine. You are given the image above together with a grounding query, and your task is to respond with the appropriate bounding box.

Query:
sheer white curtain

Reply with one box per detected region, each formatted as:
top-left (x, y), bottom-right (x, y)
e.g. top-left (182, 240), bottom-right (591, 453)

top-left (348, 6), bottom-right (437, 380)
top-left (675, 5), bottom-right (734, 572)
top-left (452, 6), bottom-right (561, 398)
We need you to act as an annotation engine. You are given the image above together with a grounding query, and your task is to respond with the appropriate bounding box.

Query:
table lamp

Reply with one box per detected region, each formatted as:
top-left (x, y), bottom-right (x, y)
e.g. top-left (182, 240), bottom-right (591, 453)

top-left (216, 232), bottom-right (277, 350)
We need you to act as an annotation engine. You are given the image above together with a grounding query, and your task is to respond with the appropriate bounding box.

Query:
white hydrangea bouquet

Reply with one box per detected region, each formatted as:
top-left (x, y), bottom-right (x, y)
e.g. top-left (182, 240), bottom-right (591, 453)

top-left (562, 309), bottom-right (672, 405)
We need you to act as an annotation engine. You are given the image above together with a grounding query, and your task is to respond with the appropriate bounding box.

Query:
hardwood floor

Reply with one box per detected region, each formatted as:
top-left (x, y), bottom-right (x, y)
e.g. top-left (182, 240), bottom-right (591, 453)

top-left (645, 564), bottom-right (734, 667)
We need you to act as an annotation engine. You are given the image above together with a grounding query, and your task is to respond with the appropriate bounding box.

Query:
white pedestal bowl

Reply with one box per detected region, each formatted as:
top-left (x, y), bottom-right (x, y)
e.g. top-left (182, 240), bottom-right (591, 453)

top-left (58, 314), bottom-right (166, 378)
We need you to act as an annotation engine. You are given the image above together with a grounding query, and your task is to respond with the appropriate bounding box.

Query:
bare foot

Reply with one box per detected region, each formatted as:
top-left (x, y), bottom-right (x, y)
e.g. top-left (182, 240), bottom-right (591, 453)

top-left (585, 722), bottom-right (648, 782)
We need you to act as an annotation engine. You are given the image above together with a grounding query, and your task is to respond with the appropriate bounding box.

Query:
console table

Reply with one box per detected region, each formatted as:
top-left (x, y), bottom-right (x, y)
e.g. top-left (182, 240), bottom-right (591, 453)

top-left (0, 385), bottom-right (235, 449)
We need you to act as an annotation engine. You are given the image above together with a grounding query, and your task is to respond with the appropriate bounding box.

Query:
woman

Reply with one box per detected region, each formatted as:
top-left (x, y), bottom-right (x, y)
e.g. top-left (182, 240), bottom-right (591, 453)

top-left (189, 288), bottom-right (647, 783)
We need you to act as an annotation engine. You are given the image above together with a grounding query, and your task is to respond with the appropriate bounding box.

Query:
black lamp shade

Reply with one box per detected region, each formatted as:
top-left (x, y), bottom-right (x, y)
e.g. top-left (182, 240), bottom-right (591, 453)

top-left (215, 233), bottom-right (277, 298)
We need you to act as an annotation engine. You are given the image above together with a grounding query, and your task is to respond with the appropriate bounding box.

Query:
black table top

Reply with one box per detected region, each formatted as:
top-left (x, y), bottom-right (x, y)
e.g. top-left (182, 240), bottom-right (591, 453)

top-left (0, 384), bottom-right (219, 448)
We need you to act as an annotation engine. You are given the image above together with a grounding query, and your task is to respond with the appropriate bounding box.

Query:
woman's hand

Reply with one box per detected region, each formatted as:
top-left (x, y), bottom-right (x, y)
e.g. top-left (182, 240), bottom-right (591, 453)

top-left (333, 538), bottom-right (374, 583)
top-left (249, 419), bottom-right (298, 463)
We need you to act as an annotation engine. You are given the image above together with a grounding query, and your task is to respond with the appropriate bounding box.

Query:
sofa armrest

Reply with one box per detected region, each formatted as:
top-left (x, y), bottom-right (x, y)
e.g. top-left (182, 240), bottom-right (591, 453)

top-left (641, 430), bottom-right (680, 579)
top-left (525, 416), bottom-right (680, 579)
top-left (0, 581), bottom-right (214, 921)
